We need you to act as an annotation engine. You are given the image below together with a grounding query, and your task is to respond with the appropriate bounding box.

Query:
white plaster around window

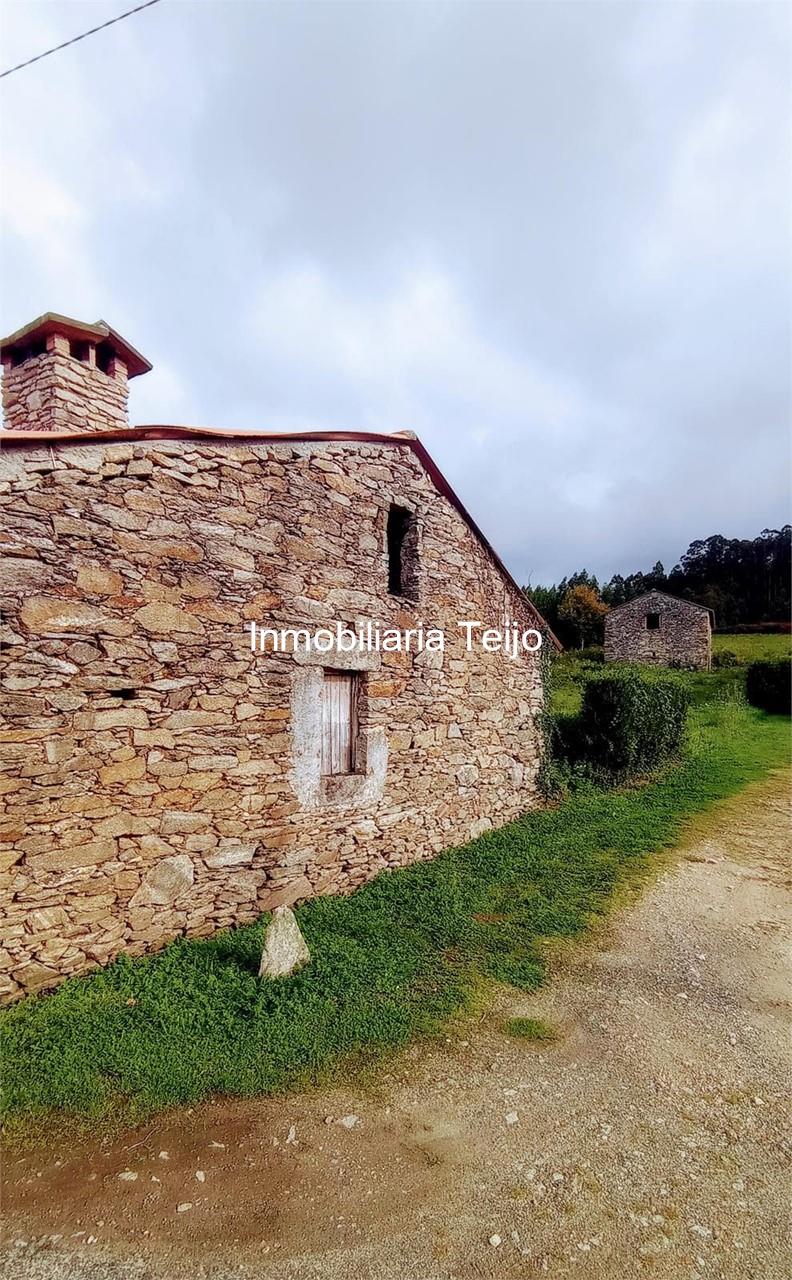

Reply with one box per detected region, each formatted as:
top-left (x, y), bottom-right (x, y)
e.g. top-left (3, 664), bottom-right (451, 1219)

top-left (289, 648), bottom-right (387, 810)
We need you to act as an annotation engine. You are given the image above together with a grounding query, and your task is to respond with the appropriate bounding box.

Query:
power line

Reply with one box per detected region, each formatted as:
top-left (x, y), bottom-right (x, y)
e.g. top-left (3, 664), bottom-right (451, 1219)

top-left (0, 0), bottom-right (164, 80)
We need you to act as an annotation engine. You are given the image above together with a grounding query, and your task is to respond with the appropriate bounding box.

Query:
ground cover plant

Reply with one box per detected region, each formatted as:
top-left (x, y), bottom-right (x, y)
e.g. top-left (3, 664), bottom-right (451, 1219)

top-left (2, 670), bottom-right (789, 1136)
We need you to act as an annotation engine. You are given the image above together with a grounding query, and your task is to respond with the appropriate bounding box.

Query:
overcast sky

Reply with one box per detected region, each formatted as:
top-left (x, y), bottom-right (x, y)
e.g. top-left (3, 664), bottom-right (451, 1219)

top-left (1, 0), bottom-right (789, 585)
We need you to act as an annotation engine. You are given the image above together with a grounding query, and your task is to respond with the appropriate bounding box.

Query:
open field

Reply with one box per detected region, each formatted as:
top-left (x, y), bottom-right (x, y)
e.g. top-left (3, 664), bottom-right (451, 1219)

top-left (713, 631), bottom-right (791, 663)
top-left (551, 632), bottom-right (791, 718)
top-left (2, 671), bottom-right (789, 1137)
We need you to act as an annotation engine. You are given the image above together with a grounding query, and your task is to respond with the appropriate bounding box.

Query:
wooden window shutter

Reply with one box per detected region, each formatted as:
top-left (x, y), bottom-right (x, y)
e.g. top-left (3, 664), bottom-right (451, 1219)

top-left (321, 671), bottom-right (358, 776)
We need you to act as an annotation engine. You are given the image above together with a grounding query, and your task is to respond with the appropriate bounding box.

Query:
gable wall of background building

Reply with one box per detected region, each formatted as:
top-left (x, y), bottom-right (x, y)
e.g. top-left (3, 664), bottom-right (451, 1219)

top-left (604, 590), bottom-right (711, 670)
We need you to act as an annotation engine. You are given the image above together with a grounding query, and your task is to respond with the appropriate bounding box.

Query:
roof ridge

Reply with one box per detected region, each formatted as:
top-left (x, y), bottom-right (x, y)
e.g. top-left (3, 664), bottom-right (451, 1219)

top-left (606, 588), bottom-right (710, 614)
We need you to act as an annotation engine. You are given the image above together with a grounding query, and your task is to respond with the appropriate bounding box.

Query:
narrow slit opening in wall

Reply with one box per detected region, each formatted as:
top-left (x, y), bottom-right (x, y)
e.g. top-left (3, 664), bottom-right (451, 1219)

top-left (109, 688), bottom-right (137, 700)
top-left (95, 341), bottom-right (114, 375)
top-left (321, 670), bottom-right (359, 776)
top-left (387, 503), bottom-right (418, 599)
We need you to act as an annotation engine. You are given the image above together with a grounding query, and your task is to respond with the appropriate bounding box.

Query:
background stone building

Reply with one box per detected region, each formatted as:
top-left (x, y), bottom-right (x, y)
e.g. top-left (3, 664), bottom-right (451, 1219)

top-left (0, 314), bottom-right (552, 1002)
top-left (604, 590), bottom-right (713, 670)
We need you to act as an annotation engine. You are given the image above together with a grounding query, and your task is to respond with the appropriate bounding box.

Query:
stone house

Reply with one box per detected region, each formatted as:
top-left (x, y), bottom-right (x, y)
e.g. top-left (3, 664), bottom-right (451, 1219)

top-left (0, 313), bottom-right (554, 1002)
top-left (604, 590), bottom-right (713, 670)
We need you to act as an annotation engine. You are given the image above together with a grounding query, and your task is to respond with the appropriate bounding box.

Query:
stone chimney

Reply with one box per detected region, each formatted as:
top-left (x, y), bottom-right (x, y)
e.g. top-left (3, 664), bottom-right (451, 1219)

top-left (0, 313), bottom-right (152, 433)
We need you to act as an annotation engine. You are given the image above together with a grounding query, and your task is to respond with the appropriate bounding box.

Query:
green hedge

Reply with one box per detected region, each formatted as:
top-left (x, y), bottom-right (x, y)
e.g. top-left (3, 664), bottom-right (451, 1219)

top-left (562, 668), bottom-right (691, 778)
top-left (712, 648), bottom-right (738, 669)
top-left (745, 660), bottom-right (791, 715)
top-left (577, 645), bottom-right (604, 664)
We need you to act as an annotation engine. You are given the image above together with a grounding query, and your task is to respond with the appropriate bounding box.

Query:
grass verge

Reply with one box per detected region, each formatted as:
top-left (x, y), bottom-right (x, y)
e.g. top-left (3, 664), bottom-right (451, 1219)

top-left (1, 698), bottom-right (789, 1138)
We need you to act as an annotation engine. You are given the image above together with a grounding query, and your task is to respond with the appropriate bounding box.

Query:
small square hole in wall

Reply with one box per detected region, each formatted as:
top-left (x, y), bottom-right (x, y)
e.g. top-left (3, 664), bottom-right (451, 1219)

top-left (69, 340), bottom-right (91, 363)
top-left (646, 612), bottom-right (661, 630)
top-left (109, 688), bottom-right (137, 700)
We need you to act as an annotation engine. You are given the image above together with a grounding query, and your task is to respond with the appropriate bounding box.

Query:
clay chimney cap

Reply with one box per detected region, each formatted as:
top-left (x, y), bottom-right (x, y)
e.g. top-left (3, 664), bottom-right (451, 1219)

top-left (0, 312), bottom-right (152, 378)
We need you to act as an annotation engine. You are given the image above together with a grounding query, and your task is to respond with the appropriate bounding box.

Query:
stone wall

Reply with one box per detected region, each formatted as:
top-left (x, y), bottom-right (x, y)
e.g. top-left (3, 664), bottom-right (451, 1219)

top-left (1, 338), bottom-right (128, 433)
top-left (0, 435), bottom-right (545, 1001)
top-left (604, 591), bottom-right (711, 670)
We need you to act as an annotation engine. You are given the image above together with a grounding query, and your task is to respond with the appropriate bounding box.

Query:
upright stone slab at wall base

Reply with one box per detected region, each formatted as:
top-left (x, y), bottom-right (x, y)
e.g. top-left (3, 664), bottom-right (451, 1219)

top-left (258, 907), bottom-right (310, 979)
top-left (0, 433), bottom-right (547, 1002)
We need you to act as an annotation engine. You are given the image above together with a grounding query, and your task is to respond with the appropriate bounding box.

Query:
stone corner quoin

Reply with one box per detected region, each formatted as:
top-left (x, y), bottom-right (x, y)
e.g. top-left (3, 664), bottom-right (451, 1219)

top-left (0, 342), bottom-right (546, 1002)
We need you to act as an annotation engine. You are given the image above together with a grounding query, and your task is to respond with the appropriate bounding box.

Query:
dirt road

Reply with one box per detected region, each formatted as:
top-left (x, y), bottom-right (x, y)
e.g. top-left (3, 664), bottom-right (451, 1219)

top-left (4, 772), bottom-right (791, 1280)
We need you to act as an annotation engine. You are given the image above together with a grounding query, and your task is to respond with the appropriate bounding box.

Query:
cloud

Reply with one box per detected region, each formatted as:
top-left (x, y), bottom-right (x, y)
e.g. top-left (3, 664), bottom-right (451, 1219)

top-left (130, 360), bottom-right (197, 426)
top-left (249, 260), bottom-right (584, 432)
top-left (641, 78), bottom-right (788, 279)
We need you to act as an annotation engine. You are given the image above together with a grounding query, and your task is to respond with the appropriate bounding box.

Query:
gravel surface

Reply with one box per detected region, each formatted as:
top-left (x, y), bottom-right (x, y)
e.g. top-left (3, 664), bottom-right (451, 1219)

top-left (3, 771), bottom-right (791, 1280)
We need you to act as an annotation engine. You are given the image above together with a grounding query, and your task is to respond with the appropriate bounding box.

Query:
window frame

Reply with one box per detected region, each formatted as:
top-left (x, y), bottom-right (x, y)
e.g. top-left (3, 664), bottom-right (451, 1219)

top-left (320, 669), bottom-right (360, 777)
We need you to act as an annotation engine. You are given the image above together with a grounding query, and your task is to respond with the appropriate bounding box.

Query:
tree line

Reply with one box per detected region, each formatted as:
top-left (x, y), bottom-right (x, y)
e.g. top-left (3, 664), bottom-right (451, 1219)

top-left (525, 526), bottom-right (791, 648)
